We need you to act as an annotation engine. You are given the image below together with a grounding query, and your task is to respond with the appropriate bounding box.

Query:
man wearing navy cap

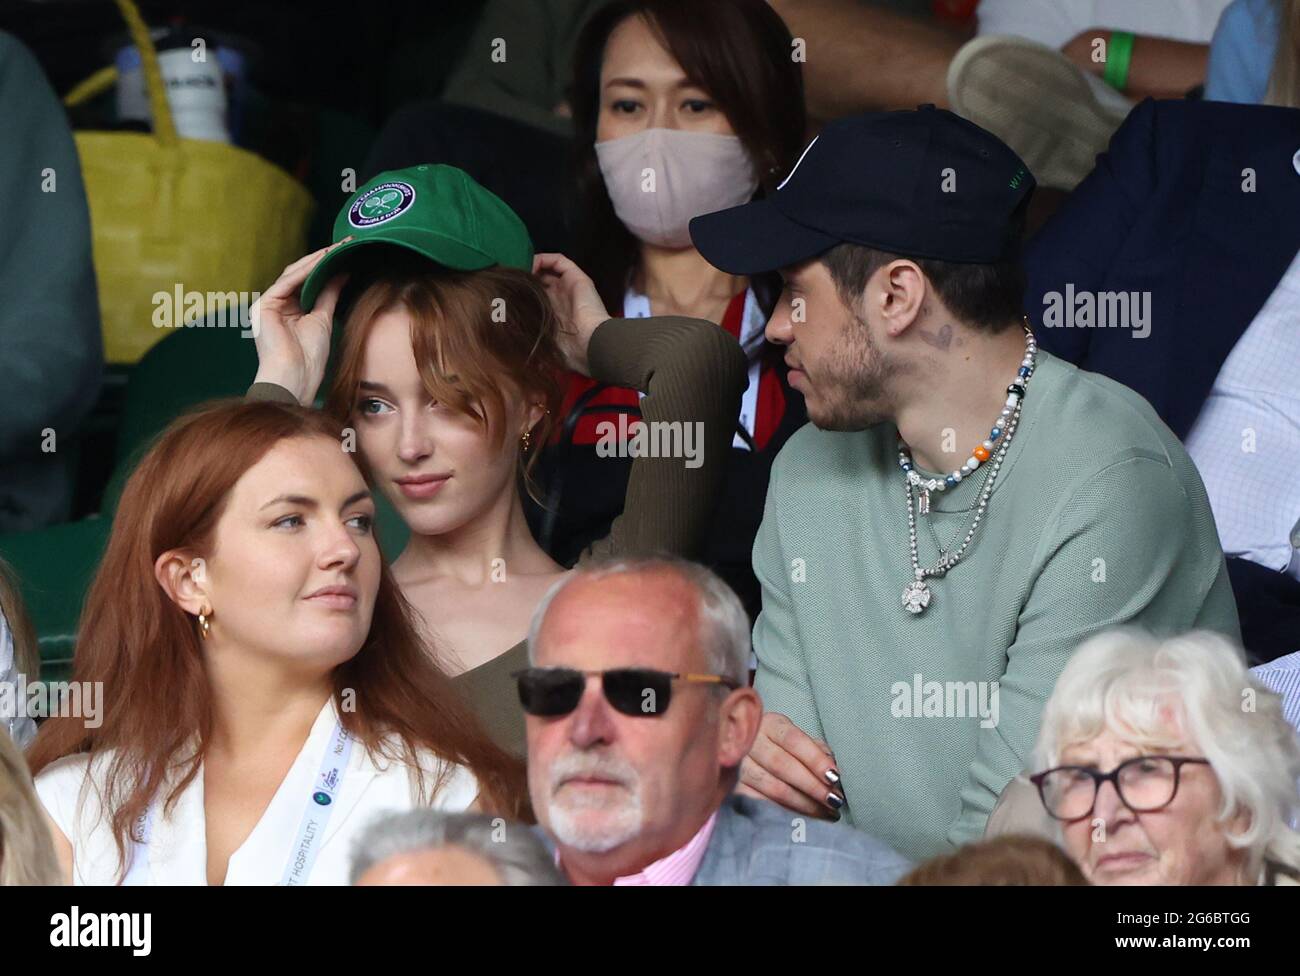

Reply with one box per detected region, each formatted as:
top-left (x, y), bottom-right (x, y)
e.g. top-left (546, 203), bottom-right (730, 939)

top-left (689, 107), bottom-right (1240, 861)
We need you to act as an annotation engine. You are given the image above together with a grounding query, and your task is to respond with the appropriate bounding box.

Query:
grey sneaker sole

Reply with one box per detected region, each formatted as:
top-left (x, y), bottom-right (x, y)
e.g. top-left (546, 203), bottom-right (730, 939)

top-left (948, 34), bottom-right (1131, 190)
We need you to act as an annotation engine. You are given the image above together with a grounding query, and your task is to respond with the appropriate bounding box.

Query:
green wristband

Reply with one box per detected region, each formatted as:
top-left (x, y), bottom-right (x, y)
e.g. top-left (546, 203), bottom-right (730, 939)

top-left (1103, 31), bottom-right (1135, 91)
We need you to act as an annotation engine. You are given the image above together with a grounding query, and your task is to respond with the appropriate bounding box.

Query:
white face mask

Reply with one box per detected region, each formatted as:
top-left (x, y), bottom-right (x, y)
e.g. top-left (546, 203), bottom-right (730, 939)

top-left (595, 127), bottom-right (760, 248)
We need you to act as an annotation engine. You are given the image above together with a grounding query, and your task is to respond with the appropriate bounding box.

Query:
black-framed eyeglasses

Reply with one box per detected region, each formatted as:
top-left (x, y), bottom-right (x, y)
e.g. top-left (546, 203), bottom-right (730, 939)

top-left (511, 667), bottom-right (741, 718)
top-left (1030, 755), bottom-right (1211, 822)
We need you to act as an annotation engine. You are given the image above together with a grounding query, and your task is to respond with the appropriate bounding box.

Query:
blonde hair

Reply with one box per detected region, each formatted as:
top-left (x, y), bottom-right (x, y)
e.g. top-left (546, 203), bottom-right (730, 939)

top-left (0, 726), bottom-right (61, 885)
top-left (1266, 0), bottom-right (1300, 108)
top-left (1032, 629), bottom-right (1300, 883)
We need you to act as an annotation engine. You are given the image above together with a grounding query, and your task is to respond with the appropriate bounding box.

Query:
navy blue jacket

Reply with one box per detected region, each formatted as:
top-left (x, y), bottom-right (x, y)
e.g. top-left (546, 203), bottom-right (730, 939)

top-left (1025, 98), bottom-right (1300, 662)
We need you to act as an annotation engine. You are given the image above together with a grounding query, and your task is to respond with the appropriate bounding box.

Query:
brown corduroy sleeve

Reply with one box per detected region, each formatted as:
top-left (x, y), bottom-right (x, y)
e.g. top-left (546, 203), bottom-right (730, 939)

top-left (579, 315), bottom-right (748, 562)
top-left (245, 382), bottom-right (300, 405)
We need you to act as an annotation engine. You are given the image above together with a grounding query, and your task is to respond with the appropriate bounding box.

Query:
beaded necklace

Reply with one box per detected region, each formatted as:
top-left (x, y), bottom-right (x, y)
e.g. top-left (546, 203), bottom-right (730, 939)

top-left (897, 323), bottom-right (1037, 615)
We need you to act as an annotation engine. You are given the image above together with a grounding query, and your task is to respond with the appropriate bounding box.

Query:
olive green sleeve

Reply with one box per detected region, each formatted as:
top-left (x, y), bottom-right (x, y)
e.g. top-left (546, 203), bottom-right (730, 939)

top-left (245, 382), bottom-right (300, 405)
top-left (244, 313), bottom-right (749, 565)
top-left (580, 315), bottom-right (748, 562)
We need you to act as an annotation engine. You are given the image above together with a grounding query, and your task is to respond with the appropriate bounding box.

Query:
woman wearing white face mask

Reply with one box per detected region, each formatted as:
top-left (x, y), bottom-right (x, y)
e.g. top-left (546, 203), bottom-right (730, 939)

top-left (547, 0), bottom-right (809, 620)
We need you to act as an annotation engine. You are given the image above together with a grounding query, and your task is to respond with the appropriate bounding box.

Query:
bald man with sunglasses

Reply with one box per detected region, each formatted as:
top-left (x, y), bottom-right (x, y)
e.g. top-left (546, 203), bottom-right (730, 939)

top-left (516, 556), bottom-right (908, 885)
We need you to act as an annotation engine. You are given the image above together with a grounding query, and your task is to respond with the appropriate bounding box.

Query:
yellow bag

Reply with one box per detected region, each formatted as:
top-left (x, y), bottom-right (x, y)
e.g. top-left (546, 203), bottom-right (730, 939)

top-left (64, 0), bottom-right (313, 364)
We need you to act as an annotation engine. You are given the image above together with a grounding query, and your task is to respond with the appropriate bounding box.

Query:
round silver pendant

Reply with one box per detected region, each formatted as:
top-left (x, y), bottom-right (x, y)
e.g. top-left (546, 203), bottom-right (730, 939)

top-left (902, 580), bottom-right (931, 615)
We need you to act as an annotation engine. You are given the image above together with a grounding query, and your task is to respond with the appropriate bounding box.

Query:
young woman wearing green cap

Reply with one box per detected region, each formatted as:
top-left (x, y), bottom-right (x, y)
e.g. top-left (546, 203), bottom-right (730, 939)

top-left (247, 170), bottom-right (747, 756)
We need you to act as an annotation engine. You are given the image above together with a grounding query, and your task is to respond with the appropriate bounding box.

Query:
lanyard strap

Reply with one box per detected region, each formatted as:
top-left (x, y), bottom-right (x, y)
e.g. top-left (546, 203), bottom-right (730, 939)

top-left (280, 720), bottom-right (353, 885)
top-left (734, 288), bottom-right (765, 448)
top-left (123, 719), bottom-right (354, 886)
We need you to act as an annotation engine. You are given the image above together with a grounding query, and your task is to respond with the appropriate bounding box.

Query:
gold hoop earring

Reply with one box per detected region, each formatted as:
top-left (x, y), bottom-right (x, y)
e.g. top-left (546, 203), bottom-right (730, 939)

top-left (521, 429), bottom-right (532, 453)
top-left (198, 608), bottom-right (211, 640)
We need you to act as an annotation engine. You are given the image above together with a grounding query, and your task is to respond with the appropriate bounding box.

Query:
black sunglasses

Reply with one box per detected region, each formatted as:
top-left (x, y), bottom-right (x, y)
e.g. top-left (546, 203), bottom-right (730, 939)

top-left (512, 667), bottom-right (741, 718)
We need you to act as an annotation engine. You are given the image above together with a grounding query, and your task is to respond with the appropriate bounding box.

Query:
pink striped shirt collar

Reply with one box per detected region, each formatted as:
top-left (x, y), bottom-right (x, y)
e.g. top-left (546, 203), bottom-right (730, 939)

top-left (611, 811), bottom-right (718, 886)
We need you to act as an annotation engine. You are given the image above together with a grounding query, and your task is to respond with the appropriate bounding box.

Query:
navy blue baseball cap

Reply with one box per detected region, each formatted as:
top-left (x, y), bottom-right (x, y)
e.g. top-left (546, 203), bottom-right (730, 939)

top-left (689, 105), bottom-right (1035, 273)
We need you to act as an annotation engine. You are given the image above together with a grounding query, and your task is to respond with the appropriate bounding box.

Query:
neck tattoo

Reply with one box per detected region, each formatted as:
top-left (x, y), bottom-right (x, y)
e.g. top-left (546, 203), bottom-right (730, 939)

top-left (896, 321), bottom-right (1037, 615)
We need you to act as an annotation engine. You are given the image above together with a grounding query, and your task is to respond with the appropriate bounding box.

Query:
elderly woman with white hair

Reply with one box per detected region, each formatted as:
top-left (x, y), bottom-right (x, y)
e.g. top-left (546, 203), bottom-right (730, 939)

top-left (1027, 629), bottom-right (1300, 885)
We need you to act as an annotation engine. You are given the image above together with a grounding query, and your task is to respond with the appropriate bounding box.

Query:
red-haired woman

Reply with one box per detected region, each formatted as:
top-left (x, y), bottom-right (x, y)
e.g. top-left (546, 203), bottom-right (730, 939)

top-left (244, 1), bottom-right (801, 758)
top-left (29, 401), bottom-right (526, 885)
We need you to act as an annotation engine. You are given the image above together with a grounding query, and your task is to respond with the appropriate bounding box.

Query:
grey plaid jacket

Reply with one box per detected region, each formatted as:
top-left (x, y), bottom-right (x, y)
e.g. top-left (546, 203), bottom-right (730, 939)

top-left (691, 795), bottom-right (910, 886)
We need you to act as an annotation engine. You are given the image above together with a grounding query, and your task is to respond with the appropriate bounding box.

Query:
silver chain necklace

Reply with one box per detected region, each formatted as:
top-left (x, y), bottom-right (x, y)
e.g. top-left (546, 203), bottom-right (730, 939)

top-left (898, 324), bottom-right (1037, 615)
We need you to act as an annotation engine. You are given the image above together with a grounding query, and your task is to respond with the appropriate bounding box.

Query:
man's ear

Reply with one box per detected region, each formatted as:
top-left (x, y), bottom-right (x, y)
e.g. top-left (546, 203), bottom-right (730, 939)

top-left (717, 687), bottom-right (763, 770)
top-left (874, 259), bottom-right (927, 336)
top-left (154, 549), bottom-right (211, 615)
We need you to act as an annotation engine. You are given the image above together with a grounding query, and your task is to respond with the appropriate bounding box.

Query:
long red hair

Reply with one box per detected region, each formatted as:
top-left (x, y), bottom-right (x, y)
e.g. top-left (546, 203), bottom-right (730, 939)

top-left (27, 399), bottom-right (528, 879)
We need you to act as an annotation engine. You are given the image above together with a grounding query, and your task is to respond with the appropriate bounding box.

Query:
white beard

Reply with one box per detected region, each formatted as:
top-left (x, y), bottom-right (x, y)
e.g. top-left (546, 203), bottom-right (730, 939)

top-left (548, 791), bottom-right (644, 853)
top-left (545, 751), bottom-right (645, 853)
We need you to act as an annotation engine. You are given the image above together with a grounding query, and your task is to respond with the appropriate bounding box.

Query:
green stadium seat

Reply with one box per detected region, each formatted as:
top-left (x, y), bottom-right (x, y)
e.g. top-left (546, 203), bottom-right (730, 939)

top-left (113, 312), bottom-right (261, 469)
top-left (373, 489), bottom-right (410, 559)
top-left (0, 515), bottom-right (111, 683)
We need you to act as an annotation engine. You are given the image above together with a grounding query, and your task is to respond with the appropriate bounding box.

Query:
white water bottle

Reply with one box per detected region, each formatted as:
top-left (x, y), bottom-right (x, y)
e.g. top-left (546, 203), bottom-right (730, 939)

top-left (116, 34), bottom-right (231, 143)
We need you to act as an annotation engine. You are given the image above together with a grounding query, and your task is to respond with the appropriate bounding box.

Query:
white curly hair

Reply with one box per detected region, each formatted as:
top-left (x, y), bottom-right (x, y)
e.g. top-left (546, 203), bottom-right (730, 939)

top-left (1031, 629), bottom-right (1300, 883)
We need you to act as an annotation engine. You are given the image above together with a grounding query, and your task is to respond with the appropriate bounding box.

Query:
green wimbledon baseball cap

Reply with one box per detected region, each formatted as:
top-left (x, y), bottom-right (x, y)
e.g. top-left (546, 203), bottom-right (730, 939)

top-left (299, 163), bottom-right (534, 310)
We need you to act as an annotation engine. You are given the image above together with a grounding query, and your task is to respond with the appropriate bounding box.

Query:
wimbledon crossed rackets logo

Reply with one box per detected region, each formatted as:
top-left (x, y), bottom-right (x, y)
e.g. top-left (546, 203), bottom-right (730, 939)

top-left (348, 181), bottom-right (417, 227)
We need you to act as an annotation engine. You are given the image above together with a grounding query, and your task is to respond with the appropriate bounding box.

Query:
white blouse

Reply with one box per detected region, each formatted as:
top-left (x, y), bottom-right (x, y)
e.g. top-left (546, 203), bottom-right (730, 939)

top-left (34, 701), bottom-right (479, 885)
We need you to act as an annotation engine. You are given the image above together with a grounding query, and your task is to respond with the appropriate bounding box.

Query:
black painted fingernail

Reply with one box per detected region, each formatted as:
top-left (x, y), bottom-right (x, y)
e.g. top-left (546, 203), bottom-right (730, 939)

top-left (826, 792), bottom-right (844, 810)
top-left (825, 768), bottom-right (840, 785)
